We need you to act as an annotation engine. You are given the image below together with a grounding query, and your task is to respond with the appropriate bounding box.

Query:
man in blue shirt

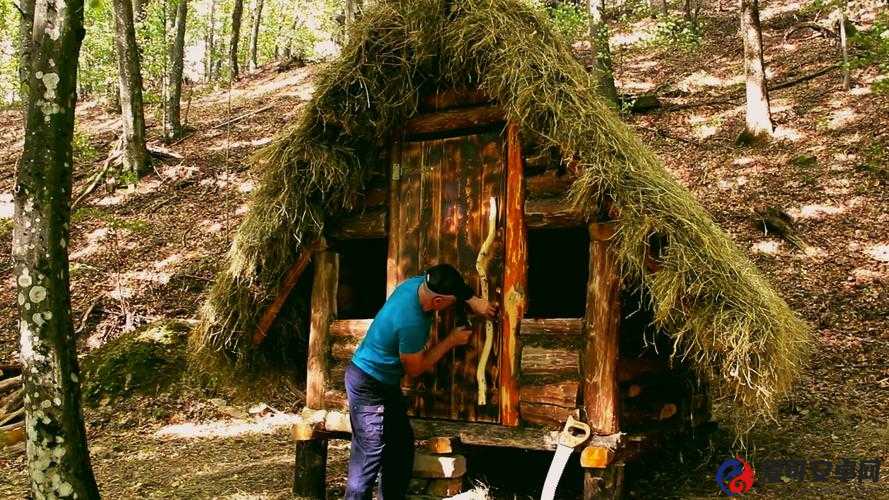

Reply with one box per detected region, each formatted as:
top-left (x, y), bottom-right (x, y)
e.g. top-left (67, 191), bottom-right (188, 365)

top-left (345, 264), bottom-right (496, 499)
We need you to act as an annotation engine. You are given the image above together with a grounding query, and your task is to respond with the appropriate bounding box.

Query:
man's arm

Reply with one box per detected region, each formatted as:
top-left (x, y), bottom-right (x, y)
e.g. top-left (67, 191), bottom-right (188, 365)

top-left (400, 327), bottom-right (471, 378)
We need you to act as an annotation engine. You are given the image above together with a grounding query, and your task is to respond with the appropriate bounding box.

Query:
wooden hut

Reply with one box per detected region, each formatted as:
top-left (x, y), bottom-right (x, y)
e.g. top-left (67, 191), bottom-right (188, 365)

top-left (193, 1), bottom-right (810, 498)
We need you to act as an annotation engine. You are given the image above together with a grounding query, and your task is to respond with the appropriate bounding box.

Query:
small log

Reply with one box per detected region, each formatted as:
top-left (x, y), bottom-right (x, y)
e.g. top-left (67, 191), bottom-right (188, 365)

top-left (658, 403), bottom-right (678, 420)
top-left (420, 88), bottom-right (491, 112)
top-left (0, 388), bottom-right (23, 415)
top-left (525, 197), bottom-right (585, 229)
top-left (427, 477), bottom-right (464, 496)
top-left (520, 402), bottom-right (577, 429)
top-left (307, 248), bottom-right (339, 409)
top-left (0, 375), bottom-right (22, 392)
top-left (329, 319), bottom-right (372, 337)
top-left (626, 385), bottom-right (642, 398)
top-left (526, 170), bottom-right (575, 199)
top-left (0, 407), bottom-right (23, 427)
top-left (422, 437), bottom-right (455, 454)
top-left (292, 439), bottom-right (328, 500)
top-left (405, 106), bottom-right (504, 137)
top-left (252, 242), bottom-right (319, 346)
top-left (520, 318), bottom-right (583, 336)
top-left (0, 424), bottom-right (25, 448)
top-left (616, 358), bottom-right (667, 383)
top-left (520, 380), bottom-right (579, 407)
top-left (329, 207), bottom-right (387, 239)
top-left (521, 346), bottom-right (579, 377)
top-left (0, 364), bottom-right (22, 376)
top-left (580, 446), bottom-right (615, 469)
top-left (330, 337), bottom-right (361, 361)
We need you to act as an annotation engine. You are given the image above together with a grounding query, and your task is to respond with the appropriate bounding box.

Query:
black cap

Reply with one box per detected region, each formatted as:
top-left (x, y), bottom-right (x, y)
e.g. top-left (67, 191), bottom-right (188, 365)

top-left (424, 264), bottom-right (474, 302)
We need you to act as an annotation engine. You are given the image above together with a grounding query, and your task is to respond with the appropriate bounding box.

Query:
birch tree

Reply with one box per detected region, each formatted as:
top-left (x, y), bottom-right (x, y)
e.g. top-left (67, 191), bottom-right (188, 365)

top-left (15, 0), bottom-right (100, 497)
top-left (740, 0), bottom-right (774, 139)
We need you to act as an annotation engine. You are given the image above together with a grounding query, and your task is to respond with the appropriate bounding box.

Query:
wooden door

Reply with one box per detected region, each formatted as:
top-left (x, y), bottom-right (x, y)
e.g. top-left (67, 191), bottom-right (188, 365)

top-left (388, 131), bottom-right (505, 422)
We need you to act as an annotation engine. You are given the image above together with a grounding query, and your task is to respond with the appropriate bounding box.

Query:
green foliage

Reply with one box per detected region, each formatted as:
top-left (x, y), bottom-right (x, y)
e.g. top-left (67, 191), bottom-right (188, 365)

top-left (0, 0), bottom-right (20, 104)
top-left (73, 130), bottom-right (99, 166)
top-left (0, 218), bottom-right (13, 240)
top-left (525, 1), bottom-right (591, 42)
top-left (851, 12), bottom-right (889, 94)
top-left (647, 13), bottom-right (702, 50)
top-left (79, 0), bottom-right (117, 98)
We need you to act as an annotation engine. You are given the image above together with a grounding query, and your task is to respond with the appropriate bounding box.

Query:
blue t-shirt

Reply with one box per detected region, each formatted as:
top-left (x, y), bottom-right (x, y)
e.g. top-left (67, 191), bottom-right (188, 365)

top-left (351, 276), bottom-right (432, 385)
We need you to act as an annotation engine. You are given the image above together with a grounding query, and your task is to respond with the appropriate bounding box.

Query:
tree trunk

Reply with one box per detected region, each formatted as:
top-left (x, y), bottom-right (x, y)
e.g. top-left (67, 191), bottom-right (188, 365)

top-left (740, 0), bottom-right (773, 138)
top-left (248, 0), bottom-right (264, 71)
top-left (111, 0), bottom-right (150, 176)
top-left (205, 0), bottom-right (215, 81)
top-left (16, 0), bottom-right (36, 107)
top-left (839, 3), bottom-right (850, 90)
top-left (588, 0), bottom-right (619, 104)
top-left (165, 0), bottom-right (188, 140)
top-left (15, 0), bottom-right (100, 497)
top-left (229, 0), bottom-right (244, 78)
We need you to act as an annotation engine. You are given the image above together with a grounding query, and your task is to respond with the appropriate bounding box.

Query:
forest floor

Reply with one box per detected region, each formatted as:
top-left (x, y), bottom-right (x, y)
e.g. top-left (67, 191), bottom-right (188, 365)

top-left (1, 0), bottom-right (887, 498)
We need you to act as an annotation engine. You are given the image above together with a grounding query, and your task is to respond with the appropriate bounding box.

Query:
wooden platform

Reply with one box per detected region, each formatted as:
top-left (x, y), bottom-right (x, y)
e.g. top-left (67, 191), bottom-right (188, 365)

top-left (291, 408), bottom-right (623, 453)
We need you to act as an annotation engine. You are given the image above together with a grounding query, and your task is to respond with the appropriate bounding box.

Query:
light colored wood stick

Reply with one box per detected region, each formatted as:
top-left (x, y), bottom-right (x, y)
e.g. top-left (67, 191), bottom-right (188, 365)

top-left (0, 407), bottom-right (23, 427)
top-left (0, 375), bottom-right (22, 392)
top-left (475, 197), bottom-right (497, 406)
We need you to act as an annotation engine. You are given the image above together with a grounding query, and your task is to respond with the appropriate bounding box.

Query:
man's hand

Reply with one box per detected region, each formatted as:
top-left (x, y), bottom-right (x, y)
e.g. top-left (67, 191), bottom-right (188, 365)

top-left (466, 296), bottom-right (498, 319)
top-left (448, 326), bottom-right (473, 346)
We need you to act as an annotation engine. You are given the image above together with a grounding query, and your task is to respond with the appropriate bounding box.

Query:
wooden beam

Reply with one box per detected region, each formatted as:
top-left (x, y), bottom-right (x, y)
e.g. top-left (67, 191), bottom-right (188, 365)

top-left (328, 207), bottom-right (387, 239)
top-left (252, 241), bottom-right (319, 346)
top-left (386, 142), bottom-right (402, 297)
top-left (296, 409), bottom-right (622, 452)
top-left (524, 197), bottom-right (585, 229)
top-left (521, 346), bottom-right (579, 377)
top-left (583, 222), bottom-right (622, 435)
top-left (526, 170), bottom-right (575, 199)
top-left (520, 318), bottom-right (583, 336)
top-left (520, 380), bottom-right (580, 407)
top-left (500, 122), bottom-right (525, 427)
top-left (306, 246), bottom-right (338, 410)
top-left (580, 445), bottom-right (616, 468)
top-left (405, 106), bottom-right (504, 137)
top-left (329, 319), bottom-right (372, 337)
top-left (421, 87), bottom-right (491, 111)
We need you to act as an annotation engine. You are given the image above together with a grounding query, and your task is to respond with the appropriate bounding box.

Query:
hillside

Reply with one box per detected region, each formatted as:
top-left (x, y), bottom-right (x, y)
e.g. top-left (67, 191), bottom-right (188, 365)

top-left (1, 1), bottom-right (887, 497)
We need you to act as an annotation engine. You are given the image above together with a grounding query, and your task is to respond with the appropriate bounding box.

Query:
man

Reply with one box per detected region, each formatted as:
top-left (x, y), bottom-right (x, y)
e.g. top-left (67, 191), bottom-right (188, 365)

top-left (344, 264), bottom-right (497, 499)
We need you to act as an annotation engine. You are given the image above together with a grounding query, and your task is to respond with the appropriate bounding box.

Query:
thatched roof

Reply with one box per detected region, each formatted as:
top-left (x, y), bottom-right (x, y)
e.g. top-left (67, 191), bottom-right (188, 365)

top-left (193, 0), bottom-right (810, 429)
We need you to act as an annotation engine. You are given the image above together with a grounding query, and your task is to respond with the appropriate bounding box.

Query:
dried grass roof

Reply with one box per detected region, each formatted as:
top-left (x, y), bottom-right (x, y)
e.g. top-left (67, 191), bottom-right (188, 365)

top-left (193, 0), bottom-right (811, 430)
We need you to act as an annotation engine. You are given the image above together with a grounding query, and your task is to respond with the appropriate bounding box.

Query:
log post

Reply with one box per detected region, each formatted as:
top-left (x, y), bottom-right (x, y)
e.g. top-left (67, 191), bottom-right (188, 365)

top-left (292, 437), bottom-right (328, 499)
top-left (307, 242), bottom-right (339, 410)
top-left (500, 123), bottom-right (526, 426)
top-left (582, 223), bottom-right (621, 433)
top-left (582, 222), bottom-right (622, 499)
